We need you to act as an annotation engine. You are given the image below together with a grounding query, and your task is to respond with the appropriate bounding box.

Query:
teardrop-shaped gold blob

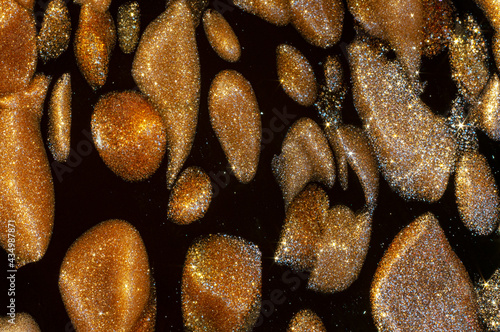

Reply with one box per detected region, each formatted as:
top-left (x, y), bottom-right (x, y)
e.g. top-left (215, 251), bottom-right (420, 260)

top-left (0, 75), bottom-right (53, 268)
top-left (234, 0), bottom-right (290, 26)
top-left (290, 0), bottom-right (344, 48)
top-left (473, 0), bottom-right (500, 32)
top-left (455, 151), bottom-right (500, 235)
top-left (202, 9), bottom-right (241, 62)
top-left (38, 0), bottom-right (72, 62)
top-left (48, 73), bottom-right (72, 163)
top-left (0, 0), bottom-right (37, 95)
top-left (273, 117), bottom-right (335, 207)
top-left (91, 91), bottom-right (167, 181)
top-left (74, 0), bottom-right (111, 12)
top-left (421, 0), bottom-right (454, 58)
top-left (117, 1), bottom-right (140, 54)
top-left (74, 5), bottom-right (116, 90)
top-left (0, 312), bottom-right (41, 331)
top-left (287, 309), bottom-right (326, 332)
top-left (208, 70), bottom-right (261, 183)
top-left (59, 220), bottom-right (155, 332)
top-left (475, 268), bottom-right (500, 331)
top-left (277, 44), bottom-right (318, 107)
top-left (349, 38), bottom-right (456, 202)
top-left (275, 184), bottom-right (328, 271)
top-left (472, 73), bottom-right (500, 141)
top-left (182, 234), bottom-right (262, 332)
top-left (168, 166), bottom-right (213, 225)
top-left (132, 0), bottom-right (200, 188)
top-left (371, 212), bottom-right (481, 331)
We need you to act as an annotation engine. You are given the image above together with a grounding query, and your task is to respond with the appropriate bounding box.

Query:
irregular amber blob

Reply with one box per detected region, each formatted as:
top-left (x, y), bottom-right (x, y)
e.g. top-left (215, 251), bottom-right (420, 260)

top-left (48, 73), bottom-right (72, 163)
top-left (117, 1), bottom-right (140, 54)
top-left (38, 0), bottom-right (72, 62)
top-left (287, 309), bottom-right (326, 332)
top-left (203, 9), bottom-right (241, 62)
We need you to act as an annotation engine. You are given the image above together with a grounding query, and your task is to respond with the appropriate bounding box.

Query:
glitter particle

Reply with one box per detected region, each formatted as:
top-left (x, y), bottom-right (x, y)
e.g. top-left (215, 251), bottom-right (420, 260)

top-left (0, 312), bottom-right (41, 331)
top-left (117, 1), bottom-right (140, 54)
top-left (48, 73), bottom-right (72, 163)
top-left (287, 309), bottom-right (326, 332)
top-left (37, 0), bottom-right (72, 62)
top-left (233, 0), bottom-right (291, 26)
top-left (202, 9), bottom-right (241, 62)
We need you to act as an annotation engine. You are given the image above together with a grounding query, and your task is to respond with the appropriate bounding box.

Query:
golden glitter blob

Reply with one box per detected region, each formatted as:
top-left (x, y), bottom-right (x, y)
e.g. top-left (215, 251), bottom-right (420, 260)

top-left (59, 220), bottom-right (155, 332)
top-left (421, 0), bottom-right (454, 58)
top-left (74, 5), bottom-right (116, 90)
top-left (14, 0), bottom-right (35, 10)
top-left (233, 0), bottom-right (290, 26)
top-left (74, 0), bottom-right (111, 13)
top-left (48, 73), bottom-right (72, 163)
top-left (287, 309), bottom-right (326, 332)
top-left (346, 0), bottom-right (423, 79)
top-left (208, 70), bottom-right (262, 184)
top-left (290, 0), bottom-right (344, 48)
top-left (91, 91), bottom-right (167, 182)
top-left (476, 269), bottom-right (500, 331)
top-left (117, 1), bottom-right (140, 54)
top-left (202, 9), bottom-right (241, 62)
top-left (449, 14), bottom-right (489, 104)
top-left (474, 0), bottom-right (500, 32)
top-left (272, 117), bottom-right (335, 207)
top-left (168, 166), bottom-right (213, 225)
top-left (0, 0), bottom-right (37, 95)
top-left (472, 73), bottom-right (500, 141)
top-left (37, 0), bottom-right (72, 62)
top-left (0, 312), bottom-right (41, 331)
top-left (182, 234), bottom-right (262, 331)
top-left (323, 55), bottom-right (343, 92)
top-left (455, 151), bottom-right (500, 235)
top-left (371, 212), bottom-right (481, 331)
top-left (349, 38), bottom-right (456, 202)
top-left (0, 75), bottom-right (53, 268)
top-left (132, 0), bottom-right (200, 189)
top-left (167, 0), bottom-right (208, 27)
top-left (275, 184), bottom-right (329, 271)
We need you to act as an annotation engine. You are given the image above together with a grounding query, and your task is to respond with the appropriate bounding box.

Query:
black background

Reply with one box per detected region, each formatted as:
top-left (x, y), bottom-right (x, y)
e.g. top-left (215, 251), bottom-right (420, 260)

top-left (2, 0), bottom-right (500, 330)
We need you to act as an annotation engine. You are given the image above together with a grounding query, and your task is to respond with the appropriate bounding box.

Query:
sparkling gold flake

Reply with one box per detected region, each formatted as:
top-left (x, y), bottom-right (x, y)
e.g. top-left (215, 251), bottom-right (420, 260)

top-left (234, 0), bottom-right (290, 26)
top-left (476, 269), bottom-right (500, 331)
top-left (182, 234), bottom-right (262, 331)
top-left (168, 166), bottom-right (213, 225)
top-left (132, 0), bottom-right (200, 188)
top-left (38, 0), bottom-right (71, 62)
top-left (59, 220), bottom-right (155, 332)
top-left (167, 0), bottom-right (208, 27)
top-left (472, 73), bottom-right (500, 141)
top-left (371, 212), bottom-right (481, 331)
top-left (117, 1), bottom-right (140, 54)
top-left (48, 73), bottom-right (72, 163)
top-left (208, 70), bottom-right (261, 184)
top-left (91, 91), bottom-right (167, 182)
top-left (0, 312), bottom-right (41, 331)
top-left (0, 75), bottom-right (53, 269)
top-left (74, 0), bottom-right (111, 13)
top-left (202, 9), bottom-right (241, 62)
top-left (287, 309), bottom-right (326, 332)
top-left (422, 0), bottom-right (454, 58)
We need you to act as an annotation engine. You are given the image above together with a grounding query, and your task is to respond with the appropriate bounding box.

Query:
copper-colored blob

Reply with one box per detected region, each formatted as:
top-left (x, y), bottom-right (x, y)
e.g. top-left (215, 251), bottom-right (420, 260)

top-left (48, 73), bottom-right (72, 163)
top-left (290, 0), bottom-right (344, 48)
top-left (233, 0), bottom-right (290, 26)
top-left (0, 0), bottom-right (37, 95)
top-left (0, 75), bottom-right (53, 268)
top-left (38, 0), bottom-right (72, 62)
top-left (208, 70), bottom-right (261, 184)
top-left (167, 0), bottom-right (208, 27)
top-left (74, 5), bottom-right (116, 90)
top-left (0, 312), bottom-right (41, 331)
top-left (455, 151), bottom-right (500, 235)
top-left (91, 91), bottom-right (167, 182)
top-left (277, 44), bottom-right (318, 107)
top-left (272, 117), bottom-right (335, 207)
top-left (308, 207), bottom-right (371, 293)
top-left (275, 184), bottom-right (329, 271)
top-left (117, 1), bottom-right (140, 54)
top-left (349, 38), bottom-right (456, 202)
top-left (474, 0), bottom-right (500, 32)
top-left (472, 73), bottom-right (500, 141)
top-left (168, 166), bottom-right (213, 225)
top-left (371, 212), bottom-right (481, 331)
top-left (422, 0), bottom-right (454, 58)
top-left (132, 0), bottom-right (200, 188)
top-left (74, 0), bottom-right (111, 12)
top-left (202, 9), bottom-right (241, 62)
top-left (182, 234), bottom-right (262, 331)
top-left (323, 55), bottom-right (343, 93)
top-left (59, 220), bottom-right (154, 332)
top-left (287, 309), bottom-right (326, 332)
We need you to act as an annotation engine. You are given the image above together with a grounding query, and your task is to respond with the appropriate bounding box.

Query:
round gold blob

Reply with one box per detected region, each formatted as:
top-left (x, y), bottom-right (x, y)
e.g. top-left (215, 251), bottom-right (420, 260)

top-left (287, 309), bottom-right (326, 332)
top-left (0, 312), bottom-right (41, 331)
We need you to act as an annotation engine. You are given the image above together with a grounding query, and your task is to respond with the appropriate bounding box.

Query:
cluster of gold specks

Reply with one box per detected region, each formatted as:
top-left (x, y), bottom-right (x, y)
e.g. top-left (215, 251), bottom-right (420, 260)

top-left (474, 0), bottom-right (500, 32)
top-left (0, 74), bottom-right (54, 269)
top-left (290, 0), bottom-right (344, 48)
top-left (117, 1), bottom-right (140, 54)
top-left (167, 0), bottom-right (208, 27)
top-left (275, 184), bottom-right (328, 271)
top-left (74, 0), bottom-right (111, 12)
top-left (272, 118), bottom-right (335, 207)
top-left (447, 96), bottom-right (479, 155)
top-left (168, 166), bottom-right (213, 225)
top-left (233, 0), bottom-right (290, 26)
top-left (472, 73), bottom-right (500, 141)
top-left (38, 0), bottom-right (71, 62)
top-left (371, 212), bottom-right (481, 331)
top-left (0, 312), bottom-right (41, 331)
top-left (323, 55), bottom-right (343, 92)
top-left (449, 15), bottom-right (489, 104)
top-left (91, 91), bottom-right (167, 182)
top-left (287, 309), bottom-right (326, 332)
top-left (59, 220), bottom-right (153, 332)
top-left (348, 38), bottom-right (457, 202)
top-left (182, 234), bottom-right (262, 331)
top-left (203, 9), bottom-right (241, 62)
top-left (455, 151), bottom-right (500, 235)
top-left (48, 73), bottom-right (72, 163)
top-left (0, 0), bottom-right (37, 95)
top-left (277, 44), bottom-right (318, 107)
top-left (475, 269), bottom-right (500, 331)
top-left (132, 0), bottom-right (200, 189)
top-left (421, 0), bottom-right (454, 58)
top-left (208, 70), bottom-right (262, 183)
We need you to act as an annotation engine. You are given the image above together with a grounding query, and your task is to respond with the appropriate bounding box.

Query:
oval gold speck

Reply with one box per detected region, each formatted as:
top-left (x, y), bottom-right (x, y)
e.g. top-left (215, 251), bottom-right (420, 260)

top-left (0, 312), bottom-right (41, 331)
top-left (48, 73), bottom-right (72, 163)
top-left (38, 0), bottom-right (72, 62)
top-left (117, 1), bottom-right (140, 54)
top-left (202, 9), bottom-right (241, 62)
top-left (287, 309), bottom-right (326, 332)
